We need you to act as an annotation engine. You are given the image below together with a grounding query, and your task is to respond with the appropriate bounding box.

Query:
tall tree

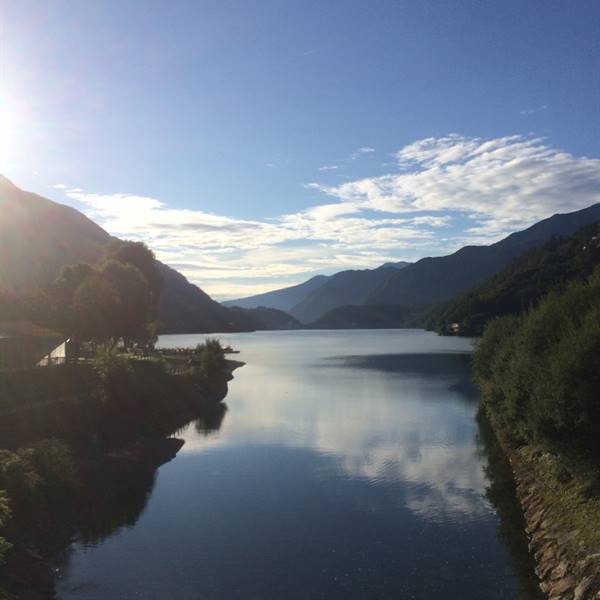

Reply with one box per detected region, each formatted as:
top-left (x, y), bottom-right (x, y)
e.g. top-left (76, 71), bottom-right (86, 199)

top-left (105, 241), bottom-right (163, 310)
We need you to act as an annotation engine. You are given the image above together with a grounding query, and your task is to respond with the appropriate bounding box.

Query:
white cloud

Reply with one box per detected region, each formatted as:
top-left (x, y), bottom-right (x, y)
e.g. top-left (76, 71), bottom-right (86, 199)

top-left (318, 165), bottom-right (339, 171)
top-left (317, 134), bottom-right (600, 242)
top-left (350, 146), bottom-right (376, 160)
top-left (53, 183), bottom-right (68, 189)
top-left (63, 134), bottom-right (600, 299)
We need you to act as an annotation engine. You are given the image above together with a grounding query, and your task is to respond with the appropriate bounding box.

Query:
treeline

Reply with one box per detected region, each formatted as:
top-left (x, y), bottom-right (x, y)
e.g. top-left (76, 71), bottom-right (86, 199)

top-left (35, 240), bottom-right (162, 349)
top-left (428, 221), bottom-right (600, 336)
top-left (473, 268), bottom-right (600, 462)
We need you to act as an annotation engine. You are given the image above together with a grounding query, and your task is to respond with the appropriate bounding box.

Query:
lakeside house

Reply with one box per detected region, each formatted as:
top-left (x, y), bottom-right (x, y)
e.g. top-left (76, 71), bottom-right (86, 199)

top-left (0, 320), bottom-right (69, 371)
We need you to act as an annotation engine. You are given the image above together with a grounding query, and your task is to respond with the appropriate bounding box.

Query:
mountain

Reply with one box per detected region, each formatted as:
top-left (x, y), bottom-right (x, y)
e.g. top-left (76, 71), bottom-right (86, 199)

top-left (427, 220), bottom-right (600, 335)
top-left (222, 262), bottom-right (411, 318)
top-left (0, 175), bottom-right (112, 296)
top-left (378, 261), bottom-right (411, 270)
top-left (222, 275), bottom-right (329, 311)
top-left (289, 264), bottom-right (410, 324)
top-left (307, 304), bottom-right (423, 329)
top-left (227, 306), bottom-right (303, 330)
top-left (367, 204), bottom-right (600, 310)
top-left (0, 176), bottom-right (271, 334)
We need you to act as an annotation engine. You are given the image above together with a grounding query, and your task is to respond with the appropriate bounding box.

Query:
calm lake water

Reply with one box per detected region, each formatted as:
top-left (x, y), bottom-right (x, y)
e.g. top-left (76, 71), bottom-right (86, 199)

top-left (57, 329), bottom-right (540, 599)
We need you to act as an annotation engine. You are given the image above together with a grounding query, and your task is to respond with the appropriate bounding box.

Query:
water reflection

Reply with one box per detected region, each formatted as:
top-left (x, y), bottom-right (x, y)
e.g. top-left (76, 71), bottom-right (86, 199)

top-left (52, 405), bottom-right (227, 593)
top-left (195, 402), bottom-right (228, 437)
top-left (56, 330), bottom-right (538, 599)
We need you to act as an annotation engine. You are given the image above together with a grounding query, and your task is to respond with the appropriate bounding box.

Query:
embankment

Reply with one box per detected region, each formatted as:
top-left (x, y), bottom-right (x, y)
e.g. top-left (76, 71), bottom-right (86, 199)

top-left (0, 358), bottom-right (242, 598)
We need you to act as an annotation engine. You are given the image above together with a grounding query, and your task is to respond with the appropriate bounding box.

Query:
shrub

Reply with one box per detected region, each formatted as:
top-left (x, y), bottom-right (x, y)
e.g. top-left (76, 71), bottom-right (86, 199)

top-left (94, 344), bottom-right (134, 401)
top-left (0, 440), bottom-right (76, 507)
top-left (191, 339), bottom-right (226, 379)
top-left (474, 268), bottom-right (600, 459)
top-left (0, 491), bottom-right (12, 565)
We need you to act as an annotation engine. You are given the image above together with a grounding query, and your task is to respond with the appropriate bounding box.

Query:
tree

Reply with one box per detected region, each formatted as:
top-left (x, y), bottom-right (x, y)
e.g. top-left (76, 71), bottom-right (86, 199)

top-left (99, 260), bottom-right (152, 347)
top-left (105, 241), bottom-right (163, 311)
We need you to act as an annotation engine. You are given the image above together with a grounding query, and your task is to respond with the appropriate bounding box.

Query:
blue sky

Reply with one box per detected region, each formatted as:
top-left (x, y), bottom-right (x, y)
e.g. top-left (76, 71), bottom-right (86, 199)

top-left (2, 0), bottom-right (600, 298)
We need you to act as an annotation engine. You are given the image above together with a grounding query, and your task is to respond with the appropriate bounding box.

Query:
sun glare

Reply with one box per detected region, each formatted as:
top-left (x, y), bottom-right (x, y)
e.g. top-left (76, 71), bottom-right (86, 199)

top-left (0, 93), bottom-right (24, 172)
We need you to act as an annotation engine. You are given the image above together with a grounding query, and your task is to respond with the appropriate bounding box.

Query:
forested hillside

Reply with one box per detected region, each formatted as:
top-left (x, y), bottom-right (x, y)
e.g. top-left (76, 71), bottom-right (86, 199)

top-left (428, 221), bottom-right (600, 335)
top-left (367, 204), bottom-right (600, 310)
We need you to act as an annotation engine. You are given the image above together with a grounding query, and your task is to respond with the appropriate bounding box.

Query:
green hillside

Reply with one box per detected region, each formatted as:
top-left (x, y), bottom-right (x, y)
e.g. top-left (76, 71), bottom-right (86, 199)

top-left (428, 221), bottom-right (600, 335)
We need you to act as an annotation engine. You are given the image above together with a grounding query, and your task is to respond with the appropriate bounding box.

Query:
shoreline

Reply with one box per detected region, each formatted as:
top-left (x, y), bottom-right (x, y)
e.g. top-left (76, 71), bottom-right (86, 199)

top-left (0, 358), bottom-right (244, 599)
top-left (487, 427), bottom-right (600, 599)
top-left (510, 447), bottom-right (600, 599)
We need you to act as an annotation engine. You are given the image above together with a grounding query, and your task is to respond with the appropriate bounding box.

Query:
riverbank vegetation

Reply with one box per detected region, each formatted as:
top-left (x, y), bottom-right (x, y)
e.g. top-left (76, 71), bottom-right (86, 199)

top-left (0, 340), bottom-right (235, 597)
top-left (473, 268), bottom-right (600, 594)
top-left (0, 237), bottom-right (240, 597)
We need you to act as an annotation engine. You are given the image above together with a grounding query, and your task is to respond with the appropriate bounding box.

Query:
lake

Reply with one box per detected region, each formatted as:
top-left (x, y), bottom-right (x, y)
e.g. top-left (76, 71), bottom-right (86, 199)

top-left (56, 329), bottom-right (540, 599)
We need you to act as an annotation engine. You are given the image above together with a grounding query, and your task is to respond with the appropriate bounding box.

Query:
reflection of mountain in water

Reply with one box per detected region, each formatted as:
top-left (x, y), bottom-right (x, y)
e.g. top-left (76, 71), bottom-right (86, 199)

top-left (329, 353), bottom-right (479, 399)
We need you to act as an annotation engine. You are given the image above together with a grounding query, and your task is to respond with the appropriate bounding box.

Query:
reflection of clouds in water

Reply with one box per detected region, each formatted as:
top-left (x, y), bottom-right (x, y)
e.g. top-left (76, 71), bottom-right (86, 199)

top-left (336, 443), bottom-right (491, 523)
top-left (173, 332), bottom-right (490, 524)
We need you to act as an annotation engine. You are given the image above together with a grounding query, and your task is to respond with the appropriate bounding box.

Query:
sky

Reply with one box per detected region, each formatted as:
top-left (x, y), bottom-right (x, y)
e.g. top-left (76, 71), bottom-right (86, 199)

top-left (2, 0), bottom-right (600, 299)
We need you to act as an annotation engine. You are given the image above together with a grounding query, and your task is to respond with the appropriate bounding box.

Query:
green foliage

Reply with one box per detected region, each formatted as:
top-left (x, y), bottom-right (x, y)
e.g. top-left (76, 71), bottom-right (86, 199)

top-left (93, 344), bottom-right (134, 400)
top-left (0, 489), bottom-right (11, 565)
top-left (0, 441), bottom-right (76, 507)
top-left (105, 240), bottom-right (163, 310)
top-left (429, 221), bottom-right (600, 335)
top-left (34, 241), bottom-right (162, 349)
top-left (190, 338), bottom-right (226, 380)
top-left (100, 259), bottom-right (152, 344)
top-left (474, 268), bottom-right (600, 459)
top-left (0, 448), bottom-right (43, 503)
top-left (29, 439), bottom-right (77, 497)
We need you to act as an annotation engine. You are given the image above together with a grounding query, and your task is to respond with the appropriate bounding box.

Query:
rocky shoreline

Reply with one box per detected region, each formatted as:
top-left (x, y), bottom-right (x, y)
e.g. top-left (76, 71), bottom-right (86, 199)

top-left (509, 446), bottom-right (600, 599)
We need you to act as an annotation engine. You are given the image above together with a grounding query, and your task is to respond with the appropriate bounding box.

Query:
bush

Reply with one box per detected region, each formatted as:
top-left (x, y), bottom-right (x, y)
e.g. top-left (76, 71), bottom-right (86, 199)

top-left (191, 339), bottom-right (226, 380)
top-left (474, 268), bottom-right (600, 459)
top-left (0, 440), bottom-right (76, 507)
top-left (94, 344), bottom-right (134, 401)
top-left (0, 491), bottom-right (12, 565)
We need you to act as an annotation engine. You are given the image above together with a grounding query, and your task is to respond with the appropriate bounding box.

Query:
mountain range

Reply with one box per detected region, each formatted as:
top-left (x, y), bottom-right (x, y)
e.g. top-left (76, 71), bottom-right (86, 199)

top-left (224, 262), bottom-right (410, 323)
top-left (3, 174), bottom-right (600, 334)
top-left (226, 206), bottom-right (600, 327)
top-left (426, 220), bottom-right (600, 335)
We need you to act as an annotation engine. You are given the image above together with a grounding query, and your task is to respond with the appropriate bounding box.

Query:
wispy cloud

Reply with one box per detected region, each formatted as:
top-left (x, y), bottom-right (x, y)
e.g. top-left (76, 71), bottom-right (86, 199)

top-left (519, 104), bottom-right (548, 116)
top-left (318, 165), bottom-right (339, 171)
top-left (52, 183), bottom-right (68, 189)
top-left (62, 135), bottom-right (600, 299)
top-left (350, 146), bottom-right (376, 160)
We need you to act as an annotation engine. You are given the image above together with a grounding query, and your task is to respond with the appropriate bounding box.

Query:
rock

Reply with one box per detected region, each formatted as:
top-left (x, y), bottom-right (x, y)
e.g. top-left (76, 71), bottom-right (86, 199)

top-left (574, 575), bottom-right (596, 600)
top-left (550, 576), bottom-right (576, 596)
top-left (579, 554), bottom-right (600, 576)
top-left (551, 560), bottom-right (571, 580)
